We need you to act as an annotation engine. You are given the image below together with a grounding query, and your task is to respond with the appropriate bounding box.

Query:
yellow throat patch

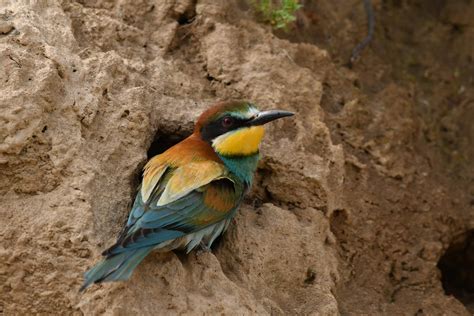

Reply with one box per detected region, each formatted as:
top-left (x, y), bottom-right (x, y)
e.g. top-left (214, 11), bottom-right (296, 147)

top-left (212, 126), bottom-right (265, 156)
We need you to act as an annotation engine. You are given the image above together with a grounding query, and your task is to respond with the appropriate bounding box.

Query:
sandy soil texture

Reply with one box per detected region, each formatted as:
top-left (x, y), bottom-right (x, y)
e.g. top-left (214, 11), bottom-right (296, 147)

top-left (1, 0), bottom-right (473, 314)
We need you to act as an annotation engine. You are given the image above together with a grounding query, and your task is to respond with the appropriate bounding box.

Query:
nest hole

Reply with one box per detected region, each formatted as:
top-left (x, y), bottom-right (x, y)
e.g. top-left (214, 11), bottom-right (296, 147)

top-left (147, 130), bottom-right (190, 159)
top-left (437, 230), bottom-right (474, 313)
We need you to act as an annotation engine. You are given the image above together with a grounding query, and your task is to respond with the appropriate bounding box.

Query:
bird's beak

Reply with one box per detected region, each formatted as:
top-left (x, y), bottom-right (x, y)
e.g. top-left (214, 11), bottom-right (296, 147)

top-left (247, 110), bottom-right (294, 126)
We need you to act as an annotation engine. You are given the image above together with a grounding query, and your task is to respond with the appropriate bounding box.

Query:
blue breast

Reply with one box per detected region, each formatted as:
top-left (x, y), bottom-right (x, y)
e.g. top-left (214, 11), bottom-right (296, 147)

top-left (218, 153), bottom-right (260, 186)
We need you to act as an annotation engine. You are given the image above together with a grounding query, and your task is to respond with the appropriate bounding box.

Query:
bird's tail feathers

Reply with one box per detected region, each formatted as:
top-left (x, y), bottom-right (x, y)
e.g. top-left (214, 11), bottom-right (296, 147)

top-left (80, 247), bottom-right (152, 291)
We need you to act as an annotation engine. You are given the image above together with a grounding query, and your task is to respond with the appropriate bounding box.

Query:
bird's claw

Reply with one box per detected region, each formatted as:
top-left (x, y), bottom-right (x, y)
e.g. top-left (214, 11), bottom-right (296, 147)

top-left (199, 241), bottom-right (212, 252)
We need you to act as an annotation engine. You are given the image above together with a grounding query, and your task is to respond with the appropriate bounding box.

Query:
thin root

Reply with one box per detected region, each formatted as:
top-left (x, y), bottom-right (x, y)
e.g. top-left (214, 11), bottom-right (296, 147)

top-left (349, 0), bottom-right (375, 66)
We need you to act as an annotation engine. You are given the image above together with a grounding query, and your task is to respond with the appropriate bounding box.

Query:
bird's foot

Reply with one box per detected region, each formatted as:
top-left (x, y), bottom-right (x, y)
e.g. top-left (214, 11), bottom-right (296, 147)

top-left (199, 241), bottom-right (212, 253)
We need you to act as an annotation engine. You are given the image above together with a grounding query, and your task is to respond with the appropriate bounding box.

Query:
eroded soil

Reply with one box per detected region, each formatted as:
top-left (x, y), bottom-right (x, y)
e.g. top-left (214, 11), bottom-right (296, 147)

top-left (0, 0), bottom-right (473, 314)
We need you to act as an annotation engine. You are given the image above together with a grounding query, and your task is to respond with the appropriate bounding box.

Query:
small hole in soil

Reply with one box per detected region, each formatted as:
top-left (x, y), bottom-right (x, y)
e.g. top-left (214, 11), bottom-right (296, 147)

top-left (330, 209), bottom-right (348, 226)
top-left (176, 9), bottom-right (196, 26)
top-left (147, 130), bottom-right (190, 159)
top-left (206, 74), bottom-right (216, 82)
top-left (329, 209), bottom-right (348, 238)
top-left (177, 14), bottom-right (191, 25)
top-left (304, 268), bottom-right (316, 285)
top-left (438, 230), bottom-right (474, 313)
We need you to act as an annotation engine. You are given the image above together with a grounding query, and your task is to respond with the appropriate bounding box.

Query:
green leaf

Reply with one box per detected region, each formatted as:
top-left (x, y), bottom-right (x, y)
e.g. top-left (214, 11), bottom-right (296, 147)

top-left (252, 0), bottom-right (302, 31)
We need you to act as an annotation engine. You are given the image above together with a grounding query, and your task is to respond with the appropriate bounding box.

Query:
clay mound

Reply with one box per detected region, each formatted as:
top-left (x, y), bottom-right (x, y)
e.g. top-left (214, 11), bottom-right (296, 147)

top-left (1, 0), bottom-right (472, 314)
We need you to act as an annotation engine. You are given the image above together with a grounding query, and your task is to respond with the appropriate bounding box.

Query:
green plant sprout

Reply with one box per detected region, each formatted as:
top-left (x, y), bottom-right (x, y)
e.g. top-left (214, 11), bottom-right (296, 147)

top-left (254, 0), bottom-right (302, 30)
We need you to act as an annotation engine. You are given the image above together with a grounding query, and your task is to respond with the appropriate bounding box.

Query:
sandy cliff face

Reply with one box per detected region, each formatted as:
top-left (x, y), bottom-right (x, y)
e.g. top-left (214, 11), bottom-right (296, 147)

top-left (0, 0), bottom-right (472, 315)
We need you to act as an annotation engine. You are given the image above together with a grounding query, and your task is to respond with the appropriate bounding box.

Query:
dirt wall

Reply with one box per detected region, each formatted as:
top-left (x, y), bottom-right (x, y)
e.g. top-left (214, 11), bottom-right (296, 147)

top-left (0, 0), bottom-right (472, 315)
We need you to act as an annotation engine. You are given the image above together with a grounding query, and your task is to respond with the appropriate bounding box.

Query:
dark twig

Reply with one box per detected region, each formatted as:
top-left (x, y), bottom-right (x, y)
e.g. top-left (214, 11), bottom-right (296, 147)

top-left (350, 0), bottom-right (375, 65)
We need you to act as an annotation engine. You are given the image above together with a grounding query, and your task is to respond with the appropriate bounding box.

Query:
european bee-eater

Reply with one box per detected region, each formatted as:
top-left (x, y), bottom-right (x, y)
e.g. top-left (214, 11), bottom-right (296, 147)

top-left (80, 100), bottom-right (294, 291)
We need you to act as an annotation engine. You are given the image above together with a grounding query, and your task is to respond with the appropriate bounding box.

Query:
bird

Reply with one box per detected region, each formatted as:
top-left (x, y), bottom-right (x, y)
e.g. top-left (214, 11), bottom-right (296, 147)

top-left (80, 100), bottom-right (294, 291)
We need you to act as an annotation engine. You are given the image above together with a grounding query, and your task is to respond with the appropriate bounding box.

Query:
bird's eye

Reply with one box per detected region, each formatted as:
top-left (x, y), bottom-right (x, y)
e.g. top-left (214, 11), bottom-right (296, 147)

top-left (222, 116), bottom-right (234, 128)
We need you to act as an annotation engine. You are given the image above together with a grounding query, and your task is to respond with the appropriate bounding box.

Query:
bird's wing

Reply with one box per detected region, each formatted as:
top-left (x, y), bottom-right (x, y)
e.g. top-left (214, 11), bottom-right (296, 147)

top-left (103, 160), bottom-right (241, 256)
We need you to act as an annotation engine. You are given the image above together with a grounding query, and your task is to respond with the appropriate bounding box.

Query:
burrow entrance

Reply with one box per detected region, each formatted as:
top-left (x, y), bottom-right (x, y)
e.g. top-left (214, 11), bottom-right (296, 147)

top-left (147, 130), bottom-right (191, 159)
top-left (438, 230), bottom-right (474, 313)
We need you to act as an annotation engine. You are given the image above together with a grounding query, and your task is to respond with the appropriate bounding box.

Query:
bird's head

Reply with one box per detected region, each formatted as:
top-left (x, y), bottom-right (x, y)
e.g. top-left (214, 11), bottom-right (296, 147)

top-left (195, 100), bottom-right (294, 157)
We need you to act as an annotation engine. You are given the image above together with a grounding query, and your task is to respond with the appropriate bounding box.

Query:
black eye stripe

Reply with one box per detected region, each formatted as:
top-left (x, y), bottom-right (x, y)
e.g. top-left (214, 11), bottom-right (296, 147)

top-left (200, 115), bottom-right (249, 142)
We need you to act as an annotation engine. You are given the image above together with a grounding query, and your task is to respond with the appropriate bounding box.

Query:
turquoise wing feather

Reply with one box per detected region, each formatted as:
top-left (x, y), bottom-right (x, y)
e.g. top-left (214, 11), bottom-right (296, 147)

top-left (81, 160), bottom-right (243, 290)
